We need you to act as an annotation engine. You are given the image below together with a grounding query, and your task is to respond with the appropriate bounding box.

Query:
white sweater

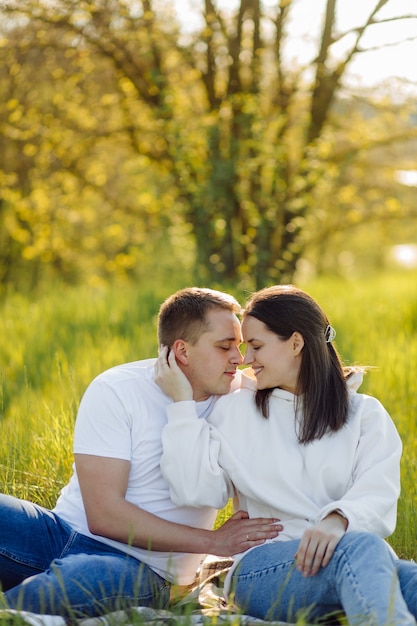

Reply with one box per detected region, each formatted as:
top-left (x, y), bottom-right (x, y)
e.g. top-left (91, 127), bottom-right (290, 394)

top-left (161, 384), bottom-right (402, 542)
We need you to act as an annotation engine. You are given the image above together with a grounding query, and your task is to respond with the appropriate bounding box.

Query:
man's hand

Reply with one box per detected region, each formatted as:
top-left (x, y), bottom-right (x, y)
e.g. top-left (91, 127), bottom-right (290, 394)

top-left (210, 510), bottom-right (283, 556)
top-left (295, 512), bottom-right (347, 577)
top-left (155, 346), bottom-right (193, 402)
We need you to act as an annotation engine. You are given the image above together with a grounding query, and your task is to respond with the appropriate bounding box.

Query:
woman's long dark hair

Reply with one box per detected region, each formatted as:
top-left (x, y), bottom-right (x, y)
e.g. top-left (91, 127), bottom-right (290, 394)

top-left (244, 285), bottom-right (351, 444)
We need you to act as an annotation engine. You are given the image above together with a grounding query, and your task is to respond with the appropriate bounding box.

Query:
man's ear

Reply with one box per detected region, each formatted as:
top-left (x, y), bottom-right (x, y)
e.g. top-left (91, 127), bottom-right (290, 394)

top-left (172, 339), bottom-right (189, 365)
top-left (292, 332), bottom-right (304, 356)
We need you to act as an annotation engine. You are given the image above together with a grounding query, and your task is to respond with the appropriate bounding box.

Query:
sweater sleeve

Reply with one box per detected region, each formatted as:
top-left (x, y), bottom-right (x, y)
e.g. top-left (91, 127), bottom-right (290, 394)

top-left (317, 394), bottom-right (402, 537)
top-left (160, 400), bottom-right (234, 509)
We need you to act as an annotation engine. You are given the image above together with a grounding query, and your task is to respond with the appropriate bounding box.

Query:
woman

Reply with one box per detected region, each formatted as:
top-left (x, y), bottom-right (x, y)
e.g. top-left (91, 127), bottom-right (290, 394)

top-left (156, 285), bottom-right (417, 625)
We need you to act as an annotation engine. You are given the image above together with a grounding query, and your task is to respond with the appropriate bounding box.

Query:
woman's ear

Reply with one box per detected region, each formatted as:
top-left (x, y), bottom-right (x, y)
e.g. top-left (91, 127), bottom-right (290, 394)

top-left (172, 339), bottom-right (189, 365)
top-left (292, 332), bottom-right (304, 356)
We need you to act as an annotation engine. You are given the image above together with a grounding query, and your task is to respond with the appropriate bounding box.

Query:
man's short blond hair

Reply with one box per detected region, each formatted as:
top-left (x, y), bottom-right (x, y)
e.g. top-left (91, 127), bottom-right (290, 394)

top-left (158, 287), bottom-right (241, 347)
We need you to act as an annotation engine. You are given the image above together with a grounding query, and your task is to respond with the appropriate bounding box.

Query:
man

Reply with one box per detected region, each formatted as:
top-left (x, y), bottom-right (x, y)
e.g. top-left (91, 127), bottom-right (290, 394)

top-left (0, 287), bottom-right (280, 618)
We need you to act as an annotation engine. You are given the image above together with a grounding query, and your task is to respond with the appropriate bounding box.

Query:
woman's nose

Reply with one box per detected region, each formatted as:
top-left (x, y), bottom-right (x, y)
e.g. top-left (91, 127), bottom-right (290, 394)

top-left (233, 346), bottom-right (244, 364)
top-left (243, 350), bottom-right (253, 365)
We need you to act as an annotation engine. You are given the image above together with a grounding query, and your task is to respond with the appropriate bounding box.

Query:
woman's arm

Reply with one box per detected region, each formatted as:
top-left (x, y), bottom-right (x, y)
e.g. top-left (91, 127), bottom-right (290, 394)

top-left (295, 511), bottom-right (348, 577)
top-left (317, 394), bottom-right (402, 536)
top-left (296, 394), bottom-right (402, 577)
top-left (160, 400), bottom-right (234, 509)
top-left (156, 348), bottom-right (236, 509)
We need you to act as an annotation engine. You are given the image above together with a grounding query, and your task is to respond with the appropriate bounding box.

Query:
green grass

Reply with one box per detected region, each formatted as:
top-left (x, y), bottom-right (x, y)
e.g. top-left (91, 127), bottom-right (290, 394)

top-left (0, 270), bottom-right (417, 621)
top-left (0, 280), bottom-right (175, 503)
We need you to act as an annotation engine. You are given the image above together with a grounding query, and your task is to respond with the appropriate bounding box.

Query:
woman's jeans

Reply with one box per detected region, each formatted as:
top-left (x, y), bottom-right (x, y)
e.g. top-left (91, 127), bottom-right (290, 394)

top-left (0, 494), bottom-right (170, 618)
top-left (231, 531), bottom-right (417, 625)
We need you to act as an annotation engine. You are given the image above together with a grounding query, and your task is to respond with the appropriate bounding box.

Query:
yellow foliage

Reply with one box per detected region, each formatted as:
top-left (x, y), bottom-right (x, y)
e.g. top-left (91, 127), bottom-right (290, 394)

top-left (23, 143), bottom-right (37, 157)
top-left (339, 185), bottom-right (357, 204)
top-left (385, 197), bottom-right (401, 213)
top-left (100, 94), bottom-right (118, 106)
top-left (52, 68), bottom-right (65, 79)
top-left (85, 162), bottom-right (107, 186)
top-left (40, 250), bottom-right (54, 262)
top-left (7, 98), bottom-right (19, 110)
top-left (114, 253), bottom-right (136, 270)
top-left (9, 107), bottom-right (22, 123)
top-left (0, 0), bottom-right (415, 293)
top-left (30, 188), bottom-right (51, 213)
top-left (52, 236), bottom-right (66, 250)
top-left (11, 227), bottom-right (30, 244)
top-left (104, 223), bottom-right (126, 244)
top-left (345, 209), bottom-right (362, 224)
top-left (22, 246), bottom-right (37, 260)
top-left (118, 76), bottom-right (136, 95)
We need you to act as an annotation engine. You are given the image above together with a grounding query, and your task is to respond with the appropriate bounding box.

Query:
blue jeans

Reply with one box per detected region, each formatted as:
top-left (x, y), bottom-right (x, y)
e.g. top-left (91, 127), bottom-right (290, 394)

top-left (0, 494), bottom-right (170, 618)
top-left (231, 532), bottom-right (417, 625)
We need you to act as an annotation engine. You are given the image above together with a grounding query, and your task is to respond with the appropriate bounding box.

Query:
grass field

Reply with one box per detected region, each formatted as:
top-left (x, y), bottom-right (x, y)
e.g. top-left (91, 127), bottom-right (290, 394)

top-left (1, 269), bottom-right (417, 566)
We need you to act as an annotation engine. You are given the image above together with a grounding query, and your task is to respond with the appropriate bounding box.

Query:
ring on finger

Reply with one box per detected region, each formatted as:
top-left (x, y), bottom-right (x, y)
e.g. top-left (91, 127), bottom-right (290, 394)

top-left (246, 534), bottom-right (249, 542)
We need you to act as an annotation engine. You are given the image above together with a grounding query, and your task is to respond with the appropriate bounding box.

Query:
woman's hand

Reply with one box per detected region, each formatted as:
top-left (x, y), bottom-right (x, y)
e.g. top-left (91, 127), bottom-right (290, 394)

top-left (295, 512), bottom-right (347, 577)
top-left (154, 345), bottom-right (193, 402)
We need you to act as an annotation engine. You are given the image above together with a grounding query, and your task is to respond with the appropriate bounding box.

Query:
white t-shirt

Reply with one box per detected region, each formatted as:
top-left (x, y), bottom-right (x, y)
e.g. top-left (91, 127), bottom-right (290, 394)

top-left (53, 359), bottom-right (223, 585)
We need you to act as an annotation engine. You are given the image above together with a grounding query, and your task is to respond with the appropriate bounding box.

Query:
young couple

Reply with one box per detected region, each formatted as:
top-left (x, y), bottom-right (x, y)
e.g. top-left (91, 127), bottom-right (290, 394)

top-left (0, 285), bottom-right (416, 624)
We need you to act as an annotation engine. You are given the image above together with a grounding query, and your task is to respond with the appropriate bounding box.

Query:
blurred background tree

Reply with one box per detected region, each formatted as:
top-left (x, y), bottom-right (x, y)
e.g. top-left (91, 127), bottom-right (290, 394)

top-left (1, 0), bottom-right (416, 293)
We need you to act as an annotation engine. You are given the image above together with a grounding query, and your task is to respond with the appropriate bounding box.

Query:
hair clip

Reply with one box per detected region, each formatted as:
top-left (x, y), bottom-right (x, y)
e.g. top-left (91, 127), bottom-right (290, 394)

top-left (325, 324), bottom-right (336, 343)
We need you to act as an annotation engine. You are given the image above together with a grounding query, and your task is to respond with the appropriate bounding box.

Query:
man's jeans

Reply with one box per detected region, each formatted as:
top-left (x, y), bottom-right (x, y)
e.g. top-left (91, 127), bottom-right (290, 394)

top-left (0, 494), bottom-right (170, 618)
top-left (231, 531), bottom-right (417, 625)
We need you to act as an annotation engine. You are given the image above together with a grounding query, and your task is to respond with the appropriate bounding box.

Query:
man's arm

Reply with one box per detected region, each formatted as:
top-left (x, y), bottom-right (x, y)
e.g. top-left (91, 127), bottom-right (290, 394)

top-left (75, 454), bottom-right (281, 555)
